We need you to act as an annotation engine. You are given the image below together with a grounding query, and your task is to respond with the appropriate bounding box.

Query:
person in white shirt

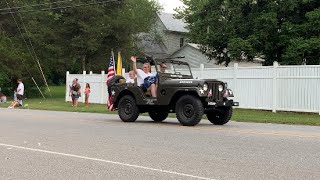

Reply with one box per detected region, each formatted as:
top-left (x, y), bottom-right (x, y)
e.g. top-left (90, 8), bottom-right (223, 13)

top-left (131, 56), bottom-right (157, 97)
top-left (8, 79), bottom-right (24, 108)
top-left (16, 79), bottom-right (24, 103)
top-left (126, 70), bottom-right (135, 84)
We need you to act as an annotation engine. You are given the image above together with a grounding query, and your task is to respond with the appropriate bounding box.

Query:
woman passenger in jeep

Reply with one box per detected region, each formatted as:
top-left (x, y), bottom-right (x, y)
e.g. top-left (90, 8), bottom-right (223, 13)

top-left (130, 56), bottom-right (157, 97)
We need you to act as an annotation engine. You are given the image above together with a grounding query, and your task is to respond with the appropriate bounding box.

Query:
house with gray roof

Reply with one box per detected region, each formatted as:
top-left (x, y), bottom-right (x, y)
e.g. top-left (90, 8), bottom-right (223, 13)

top-left (136, 12), bottom-right (262, 67)
top-left (136, 12), bottom-right (188, 58)
top-left (170, 43), bottom-right (263, 68)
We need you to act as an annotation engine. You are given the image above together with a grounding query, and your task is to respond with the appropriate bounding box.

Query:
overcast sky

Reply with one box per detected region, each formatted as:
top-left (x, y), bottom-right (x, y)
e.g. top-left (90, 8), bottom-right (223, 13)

top-left (157, 0), bottom-right (185, 13)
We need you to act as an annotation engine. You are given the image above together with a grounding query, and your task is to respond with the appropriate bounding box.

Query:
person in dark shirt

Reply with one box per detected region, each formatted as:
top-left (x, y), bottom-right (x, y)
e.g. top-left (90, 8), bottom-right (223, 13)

top-left (69, 78), bottom-right (81, 107)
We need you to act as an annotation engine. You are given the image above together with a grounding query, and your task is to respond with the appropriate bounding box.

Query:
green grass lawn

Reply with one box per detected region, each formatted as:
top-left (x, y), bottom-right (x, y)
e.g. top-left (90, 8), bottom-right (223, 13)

top-left (0, 86), bottom-right (116, 114)
top-left (1, 86), bottom-right (319, 125)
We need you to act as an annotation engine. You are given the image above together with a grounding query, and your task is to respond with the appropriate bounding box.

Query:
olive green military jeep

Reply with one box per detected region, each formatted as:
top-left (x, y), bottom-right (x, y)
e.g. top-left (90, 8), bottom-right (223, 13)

top-left (107, 57), bottom-right (239, 126)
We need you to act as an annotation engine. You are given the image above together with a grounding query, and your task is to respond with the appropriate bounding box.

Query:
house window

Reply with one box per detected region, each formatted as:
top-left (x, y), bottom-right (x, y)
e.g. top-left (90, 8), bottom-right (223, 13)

top-left (180, 38), bottom-right (184, 47)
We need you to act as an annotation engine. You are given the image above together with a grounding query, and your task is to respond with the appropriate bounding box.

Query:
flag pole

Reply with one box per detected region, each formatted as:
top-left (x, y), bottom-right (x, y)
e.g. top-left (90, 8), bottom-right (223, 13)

top-left (116, 51), bottom-right (122, 76)
top-left (111, 49), bottom-right (116, 73)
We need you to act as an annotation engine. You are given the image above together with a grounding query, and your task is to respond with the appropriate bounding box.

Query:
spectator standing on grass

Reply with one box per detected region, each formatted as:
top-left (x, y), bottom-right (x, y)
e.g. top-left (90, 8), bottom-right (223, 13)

top-left (16, 79), bottom-right (24, 106)
top-left (70, 78), bottom-right (81, 107)
top-left (8, 79), bottom-right (24, 108)
top-left (84, 83), bottom-right (91, 107)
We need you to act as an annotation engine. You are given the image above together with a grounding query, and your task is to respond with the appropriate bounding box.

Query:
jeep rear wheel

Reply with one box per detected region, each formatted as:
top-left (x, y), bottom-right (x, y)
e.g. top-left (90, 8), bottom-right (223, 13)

top-left (207, 107), bottom-right (232, 125)
top-left (118, 95), bottom-right (139, 122)
top-left (148, 111), bottom-right (169, 122)
top-left (175, 95), bottom-right (204, 126)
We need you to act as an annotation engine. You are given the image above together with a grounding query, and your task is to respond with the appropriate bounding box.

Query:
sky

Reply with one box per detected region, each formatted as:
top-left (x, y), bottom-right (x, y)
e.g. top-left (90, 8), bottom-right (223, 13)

top-left (157, 0), bottom-right (185, 13)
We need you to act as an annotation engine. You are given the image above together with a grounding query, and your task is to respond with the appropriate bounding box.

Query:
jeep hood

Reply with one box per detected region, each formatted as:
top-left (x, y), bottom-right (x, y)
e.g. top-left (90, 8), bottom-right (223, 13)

top-left (161, 79), bottom-right (222, 87)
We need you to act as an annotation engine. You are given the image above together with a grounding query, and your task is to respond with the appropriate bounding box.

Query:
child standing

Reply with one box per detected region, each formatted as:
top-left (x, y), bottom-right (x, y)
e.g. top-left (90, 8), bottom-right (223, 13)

top-left (84, 83), bottom-right (91, 107)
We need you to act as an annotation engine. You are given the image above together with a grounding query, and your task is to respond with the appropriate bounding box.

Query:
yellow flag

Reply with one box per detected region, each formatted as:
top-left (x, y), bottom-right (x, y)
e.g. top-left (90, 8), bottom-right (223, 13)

top-left (116, 51), bottom-right (122, 75)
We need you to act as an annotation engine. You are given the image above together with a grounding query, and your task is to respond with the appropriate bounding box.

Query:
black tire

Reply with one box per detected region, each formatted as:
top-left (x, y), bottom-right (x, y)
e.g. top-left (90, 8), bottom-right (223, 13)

top-left (118, 95), bottom-right (139, 122)
top-left (175, 95), bottom-right (204, 126)
top-left (148, 111), bottom-right (169, 122)
top-left (207, 107), bottom-right (233, 125)
top-left (107, 75), bottom-right (125, 87)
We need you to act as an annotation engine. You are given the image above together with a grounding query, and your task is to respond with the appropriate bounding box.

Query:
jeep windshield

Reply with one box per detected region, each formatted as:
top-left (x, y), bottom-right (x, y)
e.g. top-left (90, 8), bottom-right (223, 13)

top-left (156, 60), bottom-right (193, 79)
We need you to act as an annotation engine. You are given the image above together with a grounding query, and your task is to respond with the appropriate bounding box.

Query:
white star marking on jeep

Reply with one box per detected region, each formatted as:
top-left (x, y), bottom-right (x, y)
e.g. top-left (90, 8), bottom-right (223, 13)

top-left (111, 90), bottom-right (115, 96)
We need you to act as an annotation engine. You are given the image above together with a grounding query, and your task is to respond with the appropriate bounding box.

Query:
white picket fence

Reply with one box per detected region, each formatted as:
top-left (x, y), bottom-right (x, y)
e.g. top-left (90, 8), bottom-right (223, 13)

top-left (66, 62), bottom-right (320, 114)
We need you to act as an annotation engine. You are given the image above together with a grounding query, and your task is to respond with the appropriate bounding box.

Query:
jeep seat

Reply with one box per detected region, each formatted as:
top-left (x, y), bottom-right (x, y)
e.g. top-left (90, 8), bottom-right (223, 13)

top-left (134, 77), bottom-right (137, 86)
top-left (134, 77), bottom-right (151, 96)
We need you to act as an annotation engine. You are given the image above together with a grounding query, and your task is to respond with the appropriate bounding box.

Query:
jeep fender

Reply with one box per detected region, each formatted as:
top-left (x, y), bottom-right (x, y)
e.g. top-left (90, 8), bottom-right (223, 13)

top-left (166, 89), bottom-right (203, 107)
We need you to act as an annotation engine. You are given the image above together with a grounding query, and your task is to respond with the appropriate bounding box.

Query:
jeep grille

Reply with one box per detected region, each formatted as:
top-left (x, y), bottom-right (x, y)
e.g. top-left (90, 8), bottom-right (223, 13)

top-left (208, 82), bottom-right (223, 102)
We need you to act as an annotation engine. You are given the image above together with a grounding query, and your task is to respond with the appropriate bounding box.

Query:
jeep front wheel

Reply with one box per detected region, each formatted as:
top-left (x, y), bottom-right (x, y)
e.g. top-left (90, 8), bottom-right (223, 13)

top-left (175, 95), bottom-right (204, 126)
top-left (207, 107), bottom-right (232, 125)
top-left (118, 95), bottom-right (139, 122)
top-left (148, 111), bottom-right (168, 122)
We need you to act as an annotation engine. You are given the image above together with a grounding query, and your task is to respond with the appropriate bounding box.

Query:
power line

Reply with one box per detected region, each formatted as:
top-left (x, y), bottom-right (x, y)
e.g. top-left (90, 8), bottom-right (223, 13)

top-left (10, 0), bottom-right (52, 96)
top-left (4, 0), bottom-right (48, 97)
top-left (0, 25), bottom-right (45, 98)
top-left (0, 0), bottom-right (73, 12)
top-left (0, 0), bottom-right (122, 97)
top-left (0, 0), bottom-right (121, 15)
top-left (3, 0), bottom-right (41, 76)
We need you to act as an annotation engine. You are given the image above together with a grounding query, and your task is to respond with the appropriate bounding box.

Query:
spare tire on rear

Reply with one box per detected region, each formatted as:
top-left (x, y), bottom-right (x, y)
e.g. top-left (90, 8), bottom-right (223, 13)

top-left (107, 75), bottom-right (125, 87)
top-left (107, 75), bottom-right (125, 96)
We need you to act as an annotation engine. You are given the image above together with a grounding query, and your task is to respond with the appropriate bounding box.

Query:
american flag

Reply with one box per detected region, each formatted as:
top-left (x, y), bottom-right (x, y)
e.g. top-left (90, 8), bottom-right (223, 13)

top-left (106, 55), bottom-right (115, 84)
top-left (107, 53), bottom-right (115, 111)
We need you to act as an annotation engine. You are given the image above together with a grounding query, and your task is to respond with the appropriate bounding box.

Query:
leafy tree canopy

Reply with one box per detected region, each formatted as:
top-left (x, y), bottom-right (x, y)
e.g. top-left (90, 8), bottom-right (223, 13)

top-left (177, 0), bottom-right (320, 66)
top-left (0, 0), bottom-right (160, 96)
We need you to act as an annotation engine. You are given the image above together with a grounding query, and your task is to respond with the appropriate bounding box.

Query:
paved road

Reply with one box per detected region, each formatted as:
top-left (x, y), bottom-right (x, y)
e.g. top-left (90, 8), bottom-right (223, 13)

top-left (0, 108), bottom-right (319, 180)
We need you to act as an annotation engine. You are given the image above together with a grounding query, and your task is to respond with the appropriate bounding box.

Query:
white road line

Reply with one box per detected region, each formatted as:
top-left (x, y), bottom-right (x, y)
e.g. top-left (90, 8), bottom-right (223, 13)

top-left (0, 143), bottom-right (216, 180)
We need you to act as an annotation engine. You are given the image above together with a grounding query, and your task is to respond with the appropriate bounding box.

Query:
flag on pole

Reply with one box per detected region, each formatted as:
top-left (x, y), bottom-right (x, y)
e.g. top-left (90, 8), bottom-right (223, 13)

top-left (116, 51), bottom-right (122, 75)
top-left (107, 51), bottom-right (115, 111)
top-left (106, 52), bottom-right (115, 85)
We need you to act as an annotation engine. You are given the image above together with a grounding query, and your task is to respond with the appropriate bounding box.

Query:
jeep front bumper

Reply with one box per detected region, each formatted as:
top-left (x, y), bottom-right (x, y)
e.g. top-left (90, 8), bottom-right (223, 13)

top-left (207, 100), bottom-right (239, 107)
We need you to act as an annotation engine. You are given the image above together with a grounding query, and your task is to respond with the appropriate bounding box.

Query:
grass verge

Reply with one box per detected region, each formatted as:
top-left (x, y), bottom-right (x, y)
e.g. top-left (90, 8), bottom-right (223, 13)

top-left (1, 86), bottom-right (319, 126)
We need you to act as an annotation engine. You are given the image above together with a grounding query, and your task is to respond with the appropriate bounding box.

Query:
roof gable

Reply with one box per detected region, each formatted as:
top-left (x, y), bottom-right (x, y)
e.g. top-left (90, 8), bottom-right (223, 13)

top-left (158, 12), bottom-right (189, 33)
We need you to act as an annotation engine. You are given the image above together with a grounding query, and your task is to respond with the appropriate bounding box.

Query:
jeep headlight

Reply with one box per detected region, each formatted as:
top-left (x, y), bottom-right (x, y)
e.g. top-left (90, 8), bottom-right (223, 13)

top-left (203, 83), bottom-right (208, 91)
top-left (218, 84), bottom-right (223, 92)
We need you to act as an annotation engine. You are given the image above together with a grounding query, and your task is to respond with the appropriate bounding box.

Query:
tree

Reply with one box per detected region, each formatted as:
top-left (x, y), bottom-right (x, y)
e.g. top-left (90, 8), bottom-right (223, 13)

top-left (177, 0), bottom-right (320, 66)
top-left (0, 0), bottom-right (160, 95)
